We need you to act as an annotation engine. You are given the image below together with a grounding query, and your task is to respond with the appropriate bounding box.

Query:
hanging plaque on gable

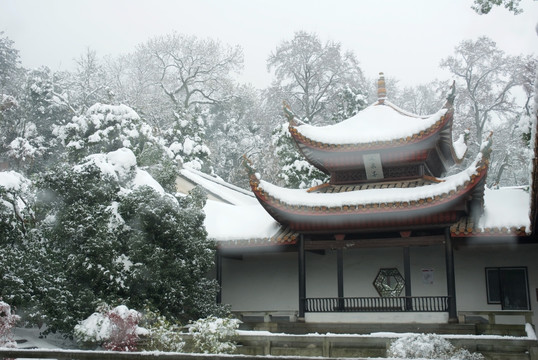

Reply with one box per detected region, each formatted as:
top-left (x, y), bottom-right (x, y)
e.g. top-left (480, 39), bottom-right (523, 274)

top-left (363, 153), bottom-right (384, 180)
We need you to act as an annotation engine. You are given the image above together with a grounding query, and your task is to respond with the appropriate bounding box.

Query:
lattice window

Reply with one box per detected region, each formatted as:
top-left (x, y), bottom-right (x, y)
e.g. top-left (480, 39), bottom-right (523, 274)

top-left (373, 268), bottom-right (405, 297)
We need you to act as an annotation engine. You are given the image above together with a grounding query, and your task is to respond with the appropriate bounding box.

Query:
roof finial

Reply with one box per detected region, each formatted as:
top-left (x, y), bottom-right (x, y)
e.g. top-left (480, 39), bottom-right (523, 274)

top-left (377, 72), bottom-right (387, 104)
top-left (283, 101), bottom-right (295, 124)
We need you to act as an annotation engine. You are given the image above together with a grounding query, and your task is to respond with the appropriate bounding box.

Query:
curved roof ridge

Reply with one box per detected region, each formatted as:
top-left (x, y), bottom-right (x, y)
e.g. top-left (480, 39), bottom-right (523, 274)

top-left (289, 106), bottom-right (449, 148)
top-left (249, 146), bottom-right (487, 211)
top-left (181, 167), bottom-right (254, 198)
top-left (380, 100), bottom-right (430, 119)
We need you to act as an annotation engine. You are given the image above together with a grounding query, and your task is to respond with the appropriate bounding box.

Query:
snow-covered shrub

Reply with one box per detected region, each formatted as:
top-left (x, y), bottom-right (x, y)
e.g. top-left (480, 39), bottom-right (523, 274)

top-left (188, 316), bottom-right (240, 354)
top-left (0, 301), bottom-right (20, 349)
top-left (103, 305), bottom-right (143, 351)
top-left (73, 306), bottom-right (111, 348)
top-left (387, 333), bottom-right (484, 360)
top-left (74, 305), bottom-right (146, 351)
top-left (139, 309), bottom-right (184, 352)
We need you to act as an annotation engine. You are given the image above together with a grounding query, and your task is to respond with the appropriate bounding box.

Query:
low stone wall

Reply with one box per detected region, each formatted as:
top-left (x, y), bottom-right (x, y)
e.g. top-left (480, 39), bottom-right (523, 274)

top-left (305, 311), bottom-right (449, 324)
top-left (232, 332), bottom-right (538, 360)
top-left (2, 332), bottom-right (536, 360)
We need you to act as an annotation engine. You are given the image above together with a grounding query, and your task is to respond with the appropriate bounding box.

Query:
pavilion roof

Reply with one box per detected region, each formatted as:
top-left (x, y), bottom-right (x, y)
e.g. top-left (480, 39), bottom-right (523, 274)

top-left (243, 137), bottom-right (490, 234)
top-left (286, 75), bottom-right (466, 181)
top-left (291, 101), bottom-right (450, 147)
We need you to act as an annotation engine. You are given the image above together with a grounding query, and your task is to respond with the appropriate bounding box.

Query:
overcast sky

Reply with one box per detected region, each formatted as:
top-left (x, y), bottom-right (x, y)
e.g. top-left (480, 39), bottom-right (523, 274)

top-left (1, 0), bottom-right (537, 89)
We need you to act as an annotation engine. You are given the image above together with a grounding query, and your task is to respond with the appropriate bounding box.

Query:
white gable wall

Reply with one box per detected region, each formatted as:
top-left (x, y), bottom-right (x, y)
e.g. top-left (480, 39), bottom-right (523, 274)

top-left (454, 243), bottom-right (538, 326)
top-left (221, 252), bottom-right (298, 311)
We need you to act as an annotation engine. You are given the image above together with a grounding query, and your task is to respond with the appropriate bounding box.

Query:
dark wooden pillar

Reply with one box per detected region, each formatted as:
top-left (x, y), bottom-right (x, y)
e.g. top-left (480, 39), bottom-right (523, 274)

top-left (298, 234), bottom-right (306, 318)
top-left (216, 248), bottom-right (222, 304)
top-left (403, 246), bottom-right (412, 310)
top-left (337, 248), bottom-right (344, 310)
top-left (444, 228), bottom-right (458, 323)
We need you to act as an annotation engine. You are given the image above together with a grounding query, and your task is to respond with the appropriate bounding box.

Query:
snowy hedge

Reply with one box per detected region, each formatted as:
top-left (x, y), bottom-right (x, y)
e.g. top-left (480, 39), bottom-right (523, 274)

top-left (74, 305), bottom-right (147, 351)
top-left (0, 301), bottom-right (20, 349)
top-left (188, 316), bottom-right (240, 354)
top-left (387, 333), bottom-right (484, 360)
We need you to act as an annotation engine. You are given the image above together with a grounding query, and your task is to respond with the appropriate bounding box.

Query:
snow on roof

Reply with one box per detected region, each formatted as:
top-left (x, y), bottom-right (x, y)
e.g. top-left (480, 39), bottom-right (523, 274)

top-left (204, 184), bottom-right (531, 242)
top-left (204, 199), bottom-right (281, 241)
top-left (132, 168), bottom-right (165, 195)
top-left (477, 186), bottom-right (531, 231)
top-left (179, 168), bottom-right (256, 206)
top-left (453, 133), bottom-right (468, 160)
top-left (177, 168), bottom-right (281, 241)
top-left (256, 153), bottom-right (482, 208)
top-left (294, 101), bottom-right (447, 145)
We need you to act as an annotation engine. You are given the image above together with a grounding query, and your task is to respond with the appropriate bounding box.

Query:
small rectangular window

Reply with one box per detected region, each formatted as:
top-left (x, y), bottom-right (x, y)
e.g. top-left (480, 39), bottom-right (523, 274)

top-left (485, 267), bottom-right (530, 310)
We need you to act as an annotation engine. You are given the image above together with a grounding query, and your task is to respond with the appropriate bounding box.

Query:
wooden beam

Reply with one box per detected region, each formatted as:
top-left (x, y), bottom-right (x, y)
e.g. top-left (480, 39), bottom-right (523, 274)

top-left (216, 249), bottom-right (222, 304)
top-left (445, 228), bottom-right (458, 323)
top-left (337, 248), bottom-right (344, 301)
top-left (403, 247), bottom-right (412, 310)
top-left (298, 234), bottom-right (306, 318)
top-left (304, 235), bottom-right (444, 250)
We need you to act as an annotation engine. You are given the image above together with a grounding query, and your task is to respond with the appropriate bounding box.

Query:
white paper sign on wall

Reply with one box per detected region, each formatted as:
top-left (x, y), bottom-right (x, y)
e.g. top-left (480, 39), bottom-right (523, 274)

top-left (422, 268), bottom-right (434, 285)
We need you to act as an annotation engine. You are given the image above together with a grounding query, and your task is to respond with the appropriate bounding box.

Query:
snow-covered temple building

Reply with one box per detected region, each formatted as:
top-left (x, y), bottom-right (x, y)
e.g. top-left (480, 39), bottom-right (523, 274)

top-left (180, 73), bottom-right (537, 327)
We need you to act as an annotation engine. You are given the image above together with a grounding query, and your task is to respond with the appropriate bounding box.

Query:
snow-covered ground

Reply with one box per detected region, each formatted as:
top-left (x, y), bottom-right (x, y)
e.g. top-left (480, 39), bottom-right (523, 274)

top-left (12, 327), bottom-right (76, 349)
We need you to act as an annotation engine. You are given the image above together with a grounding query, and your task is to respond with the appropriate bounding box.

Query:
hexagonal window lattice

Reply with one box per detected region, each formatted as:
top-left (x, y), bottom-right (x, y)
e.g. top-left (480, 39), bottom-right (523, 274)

top-left (373, 268), bottom-right (405, 297)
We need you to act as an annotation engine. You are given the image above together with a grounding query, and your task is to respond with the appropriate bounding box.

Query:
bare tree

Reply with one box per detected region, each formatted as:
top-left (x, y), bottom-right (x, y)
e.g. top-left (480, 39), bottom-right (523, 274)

top-left (104, 33), bottom-right (244, 173)
top-left (106, 51), bottom-right (169, 128)
top-left (391, 81), bottom-right (447, 116)
top-left (141, 32), bottom-right (243, 114)
top-left (71, 49), bottom-right (109, 111)
top-left (441, 37), bottom-right (535, 185)
top-left (107, 32), bottom-right (243, 132)
top-left (267, 31), bottom-right (365, 125)
top-left (441, 37), bottom-right (525, 142)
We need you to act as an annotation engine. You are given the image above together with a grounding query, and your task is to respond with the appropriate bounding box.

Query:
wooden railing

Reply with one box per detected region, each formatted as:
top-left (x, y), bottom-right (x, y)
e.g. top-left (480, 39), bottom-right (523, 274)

top-left (305, 296), bottom-right (449, 313)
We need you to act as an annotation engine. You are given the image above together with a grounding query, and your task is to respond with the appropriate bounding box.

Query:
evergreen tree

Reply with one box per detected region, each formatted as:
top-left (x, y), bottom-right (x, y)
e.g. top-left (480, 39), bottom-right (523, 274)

top-left (54, 103), bottom-right (156, 162)
top-left (472, 0), bottom-right (522, 14)
top-left (119, 186), bottom-right (221, 322)
top-left (0, 32), bottom-right (21, 95)
top-left (33, 162), bottom-right (127, 333)
top-left (6, 67), bottom-right (73, 174)
top-left (330, 85), bottom-right (368, 122)
top-left (271, 120), bottom-right (328, 189)
top-left (161, 108), bottom-right (212, 172)
top-left (1, 146), bottom-right (222, 335)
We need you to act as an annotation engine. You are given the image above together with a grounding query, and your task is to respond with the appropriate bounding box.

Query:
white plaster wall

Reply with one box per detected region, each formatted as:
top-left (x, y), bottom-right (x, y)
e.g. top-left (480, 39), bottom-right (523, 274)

top-left (305, 250), bottom-right (337, 297)
top-left (454, 243), bottom-right (538, 325)
top-left (221, 252), bottom-right (298, 311)
top-left (220, 243), bottom-right (538, 325)
top-left (344, 247), bottom-right (404, 297)
top-left (409, 245), bottom-right (447, 296)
